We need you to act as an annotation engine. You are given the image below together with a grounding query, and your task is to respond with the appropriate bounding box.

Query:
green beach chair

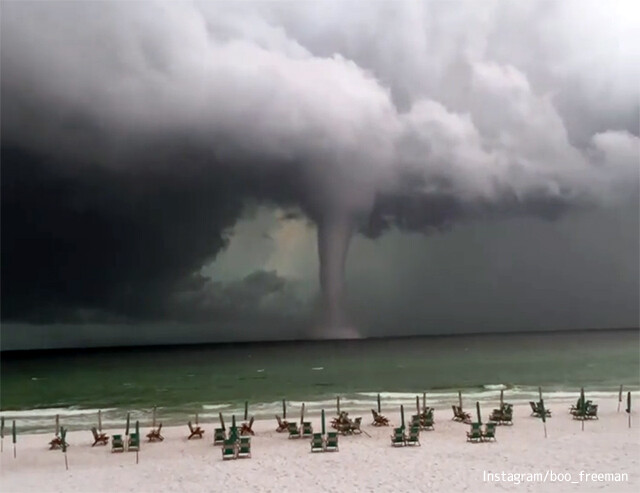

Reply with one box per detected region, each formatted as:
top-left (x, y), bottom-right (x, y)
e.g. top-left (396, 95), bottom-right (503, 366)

top-left (213, 428), bottom-right (226, 445)
top-left (406, 426), bottom-right (420, 446)
top-left (390, 427), bottom-right (406, 447)
top-left (325, 432), bottom-right (339, 452)
top-left (302, 421), bottom-right (313, 438)
top-left (228, 426), bottom-right (240, 443)
top-left (111, 434), bottom-right (124, 453)
top-left (310, 433), bottom-right (325, 452)
top-left (422, 409), bottom-right (435, 430)
top-left (128, 432), bottom-right (140, 451)
top-left (221, 439), bottom-right (237, 460)
top-left (237, 436), bottom-right (251, 458)
top-left (466, 423), bottom-right (482, 443)
top-left (482, 422), bottom-right (497, 442)
top-left (287, 422), bottom-right (301, 439)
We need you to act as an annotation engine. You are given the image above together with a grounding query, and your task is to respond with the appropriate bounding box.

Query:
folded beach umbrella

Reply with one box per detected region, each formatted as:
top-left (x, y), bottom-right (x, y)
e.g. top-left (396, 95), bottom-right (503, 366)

top-left (458, 391), bottom-right (463, 410)
top-left (618, 385), bottom-right (623, 413)
top-left (415, 396), bottom-right (420, 416)
top-left (301, 403), bottom-right (305, 425)
top-left (476, 402), bottom-right (482, 425)
top-left (61, 426), bottom-right (68, 470)
top-left (219, 412), bottom-right (226, 431)
top-left (321, 409), bottom-right (325, 435)
top-left (282, 399), bottom-right (287, 419)
top-left (12, 420), bottom-right (16, 458)
top-left (423, 392), bottom-right (426, 411)
top-left (377, 394), bottom-right (381, 413)
top-left (626, 392), bottom-right (631, 428)
top-left (152, 407), bottom-right (156, 429)
top-left (500, 390), bottom-right (504, 409)
top-left (1, 416), bottom-right (4, 453)
top-left (55, 414), bottom-right (60, 437)
top-left (244, 401), bottom-right (249, 421)
top-left (400, 405), bottom-right (405, 430)
top-left (232, 414), bottom-right (236, 429)
top-left (98, 410), bottom-right (102, 433)
top-left (125, 412), bottom-right (131, 437)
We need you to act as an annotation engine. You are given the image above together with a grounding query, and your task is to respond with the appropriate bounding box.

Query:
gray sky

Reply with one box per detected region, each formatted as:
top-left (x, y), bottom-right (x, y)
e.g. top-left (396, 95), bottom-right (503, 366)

top-left (1, 1), bottom-right (638, 349)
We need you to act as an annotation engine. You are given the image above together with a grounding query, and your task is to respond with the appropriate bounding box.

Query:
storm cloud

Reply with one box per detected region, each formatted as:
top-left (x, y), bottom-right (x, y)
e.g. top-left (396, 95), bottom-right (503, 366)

top-left (1, 1), bottom-right (638, 338)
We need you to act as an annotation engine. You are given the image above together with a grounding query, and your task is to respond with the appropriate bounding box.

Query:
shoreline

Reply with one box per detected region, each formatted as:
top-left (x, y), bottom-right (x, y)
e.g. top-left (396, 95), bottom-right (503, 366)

top-left (1, 398), bottom-right (638, 492)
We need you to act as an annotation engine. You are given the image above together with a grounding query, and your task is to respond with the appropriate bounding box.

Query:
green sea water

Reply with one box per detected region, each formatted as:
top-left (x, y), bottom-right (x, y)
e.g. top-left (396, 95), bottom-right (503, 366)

top-left (1, 329), bottom-right (638, 433)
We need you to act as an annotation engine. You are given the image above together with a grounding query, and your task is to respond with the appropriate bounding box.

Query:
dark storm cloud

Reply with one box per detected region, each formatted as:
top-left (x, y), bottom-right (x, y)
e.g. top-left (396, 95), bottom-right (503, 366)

top-left (1, 1), bottom-right (638, 328)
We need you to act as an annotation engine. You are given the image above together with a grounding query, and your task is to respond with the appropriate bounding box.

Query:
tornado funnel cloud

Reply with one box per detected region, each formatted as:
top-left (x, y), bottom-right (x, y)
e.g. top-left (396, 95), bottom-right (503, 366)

top-left (317, 213), bottom-right (355, 331)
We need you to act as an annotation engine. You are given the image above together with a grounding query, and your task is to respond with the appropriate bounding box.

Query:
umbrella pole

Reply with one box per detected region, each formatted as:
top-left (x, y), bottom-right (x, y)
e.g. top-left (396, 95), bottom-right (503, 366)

top-left (13, 420), bottom-right (17, 459)
top-left (301, 403), bottom-right (305, 425)
top-left (61, 427), bottom-right (68, 470)
top-left (618, 385), bottom-right (623, 413)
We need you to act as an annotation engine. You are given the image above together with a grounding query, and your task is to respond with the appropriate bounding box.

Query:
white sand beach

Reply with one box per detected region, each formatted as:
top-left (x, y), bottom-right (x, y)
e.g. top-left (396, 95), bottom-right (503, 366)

top-left (1, 399), bottom-right (638, 493)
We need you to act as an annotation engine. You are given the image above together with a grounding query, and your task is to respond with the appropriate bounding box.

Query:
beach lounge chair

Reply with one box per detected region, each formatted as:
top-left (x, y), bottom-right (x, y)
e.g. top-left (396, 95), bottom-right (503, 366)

top-left (241, 417), bottom-right (255, 436)
top-left (350, 417), bottom-right (363, 434)
top-left (371, 409), bottom-right (390, 426)
top-left (228, 426), bottom-right (240, 443)
top-left (490, 404), bottom-right (513, 425)
top-left (310, 433), bottom-right (325, 452)
top-left (146, 423), bottom-right (164, 442)
top-left (222, 439), bottom-right (237, 460)
top-left (422, 409), bottom-right (435, 430)
top-left (111, 434), bottom-right (124, 452)
top-left (237, 436), bottom-right (251, 458)
top-left (49, 435), bottom-right (69, 450)
top-left (325, 432), bottom-right (339, 452)
top-left (188, 421), bottom-right (204, 439)
top-left (453, 406), bottom-right (471, 423)
top-left (275, 415), bottom-right (289, 433)
top-left (91, 427), bottom-right (109, 446)
top-left (406, 426), bottom-right (420, 446)
top-left (586, 403), bottom-right (599, 420)
top-left (302, 421), bottom-right (313, 438)
top-left (128, 432), bottom-right (140, 451)
top-left (466, 423), bottom-right (482, 443)
top-left (213, 428), bottom-right (226, 445)
top-left (390, 427), bottom-right (406, 447)
top-left (530, 401), bottom-right (551, 418)
top-left (482, 422), bottom-right (497, 442)
top-left (287, 422), bottom-right (301, 439)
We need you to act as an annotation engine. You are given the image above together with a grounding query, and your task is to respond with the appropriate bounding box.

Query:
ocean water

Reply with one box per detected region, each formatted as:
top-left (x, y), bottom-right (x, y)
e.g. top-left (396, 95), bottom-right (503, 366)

top-left (1, 329), bottom-right (638, 433)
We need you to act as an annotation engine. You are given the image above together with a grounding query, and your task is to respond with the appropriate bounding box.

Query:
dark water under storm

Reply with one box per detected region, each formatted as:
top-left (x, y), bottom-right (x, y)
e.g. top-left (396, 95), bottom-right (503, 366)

top-left (1, 329), bottom-right (638, 433)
